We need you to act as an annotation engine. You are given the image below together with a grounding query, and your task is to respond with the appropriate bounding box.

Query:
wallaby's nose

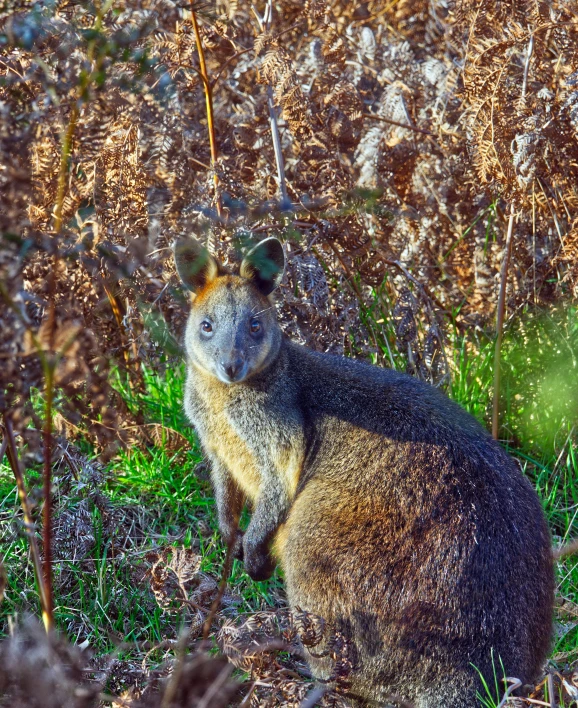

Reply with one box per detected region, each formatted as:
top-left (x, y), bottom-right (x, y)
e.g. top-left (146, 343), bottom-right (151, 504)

top-left (222, 358), bottom-right (244, 381)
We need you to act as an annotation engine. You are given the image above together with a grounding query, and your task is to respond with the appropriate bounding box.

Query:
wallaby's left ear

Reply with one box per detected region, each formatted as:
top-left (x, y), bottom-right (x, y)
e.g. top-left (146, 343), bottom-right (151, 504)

top-left (240, 238), bottom-right (285, 296)
top-left (173, 236), bottom-right (219, 293)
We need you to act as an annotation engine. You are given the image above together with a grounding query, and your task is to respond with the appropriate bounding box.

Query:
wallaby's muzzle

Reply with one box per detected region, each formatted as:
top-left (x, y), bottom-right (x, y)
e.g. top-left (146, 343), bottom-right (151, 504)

top-left (218, 354), bottom-right (247, 384)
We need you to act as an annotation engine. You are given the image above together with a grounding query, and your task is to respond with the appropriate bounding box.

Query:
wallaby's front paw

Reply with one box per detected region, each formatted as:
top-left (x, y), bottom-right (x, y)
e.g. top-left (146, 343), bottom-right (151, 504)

top-left (243, 537), bottom-right (276, 581)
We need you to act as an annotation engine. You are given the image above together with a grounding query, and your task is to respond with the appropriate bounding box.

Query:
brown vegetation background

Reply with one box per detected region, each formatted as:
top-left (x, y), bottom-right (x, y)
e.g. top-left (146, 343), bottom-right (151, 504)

top-left (1, 0), bottom-right (577, 706)
top-left (2, 0), bottom-right (577, 452)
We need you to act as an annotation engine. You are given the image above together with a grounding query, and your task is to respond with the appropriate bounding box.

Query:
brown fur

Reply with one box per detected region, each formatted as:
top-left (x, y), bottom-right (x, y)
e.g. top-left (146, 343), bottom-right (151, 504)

top-left (174, 237), bottom-right (554, 707)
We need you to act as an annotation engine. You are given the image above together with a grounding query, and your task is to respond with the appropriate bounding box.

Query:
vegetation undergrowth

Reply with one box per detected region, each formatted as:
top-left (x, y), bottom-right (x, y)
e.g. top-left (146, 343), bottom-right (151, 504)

top-left (2, 305), bottom-right (576, 672)
top-left (0, 362), bottom-right (285, 660)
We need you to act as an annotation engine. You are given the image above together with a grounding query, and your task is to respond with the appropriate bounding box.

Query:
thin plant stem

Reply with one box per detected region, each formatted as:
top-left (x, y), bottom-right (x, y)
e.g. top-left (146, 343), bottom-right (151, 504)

top-left (522, 34), bottom-right (535, 100)
top-left (53, 104), bottom-right (79, 234)
top-left (263, 0), bottom-right (289, 203)
top-left (160, 626), bottom-right (189, 708)
top-left (40, 81), bottom-right (80, 632)
top-left (190, 4), bottom-right (221, 217)
top-left (492, 202), bottom-right (515, 440)
top-left (268, 87), bottom-right (289, 204)
top-left (2, 417), bottom-right (53, 632)
top-left (42, 365), bottom-right (55, 624)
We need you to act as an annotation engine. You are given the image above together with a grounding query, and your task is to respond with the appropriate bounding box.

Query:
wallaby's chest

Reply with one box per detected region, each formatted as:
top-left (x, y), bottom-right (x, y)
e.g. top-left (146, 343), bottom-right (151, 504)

top-left (186, 378), bottom-right (263, 500)
top-left (185, 369), bottom-right (305, 504)
top-left (205, 405), bottom-right (263, 501)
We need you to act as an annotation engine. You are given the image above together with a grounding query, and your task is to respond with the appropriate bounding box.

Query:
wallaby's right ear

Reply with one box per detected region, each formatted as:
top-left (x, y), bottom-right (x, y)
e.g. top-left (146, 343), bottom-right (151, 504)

top-left (173, 237), bottom-right (219, 293)
top-left (239, 238), bottom-right (285, 296)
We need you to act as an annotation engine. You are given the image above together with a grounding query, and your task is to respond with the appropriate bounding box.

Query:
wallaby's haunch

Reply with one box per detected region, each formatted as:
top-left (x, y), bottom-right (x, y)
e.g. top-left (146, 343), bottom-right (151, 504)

top-left (174, 236), bottom-right (554, 708)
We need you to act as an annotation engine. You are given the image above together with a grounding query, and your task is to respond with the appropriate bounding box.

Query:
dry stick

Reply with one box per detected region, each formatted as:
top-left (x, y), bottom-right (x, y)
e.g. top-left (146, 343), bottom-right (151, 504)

top-left (201, 538), bottom-right (235, 641)
top-left (492, 203), bottom-right (516, 440)
top-left (2, 417), bottom-right (53, 632)
top-left (159, 626), bottom-right (190, 708)
top-left (496, 678), bottom-right (523, 708)
top-left (191, 4), bottom-right (221, 218)
top-left (268, 87), bottom-right (289, 203)
top-left (38, 100), bottom-right (80, 630)
top-left (41, 363), bottom-right (55, 626)
top-left (522, 34), bottom-right (535, 100)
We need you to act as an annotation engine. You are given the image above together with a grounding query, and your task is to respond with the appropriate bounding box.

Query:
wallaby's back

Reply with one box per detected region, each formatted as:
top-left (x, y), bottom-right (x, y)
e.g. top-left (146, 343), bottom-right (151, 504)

top-left (276, 341), bottom-right (553, 706)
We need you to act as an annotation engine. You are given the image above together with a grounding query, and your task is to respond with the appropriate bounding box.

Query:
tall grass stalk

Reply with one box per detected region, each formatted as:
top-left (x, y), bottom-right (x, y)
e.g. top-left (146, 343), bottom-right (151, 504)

top-left (492, 202), bottom-right (516, 439)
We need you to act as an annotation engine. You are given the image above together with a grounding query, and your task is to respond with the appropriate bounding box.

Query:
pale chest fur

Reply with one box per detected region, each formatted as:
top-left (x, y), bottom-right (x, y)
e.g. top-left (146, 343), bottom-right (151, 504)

top-left (202, 401), bottom-right (263, 501)
top-left (185, 365), bottom-right (305, 504)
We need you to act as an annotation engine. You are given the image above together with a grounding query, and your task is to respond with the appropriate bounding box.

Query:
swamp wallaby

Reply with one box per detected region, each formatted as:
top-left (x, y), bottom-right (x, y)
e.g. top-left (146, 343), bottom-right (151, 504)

top-left (174, 236), bottom-right (554, 708)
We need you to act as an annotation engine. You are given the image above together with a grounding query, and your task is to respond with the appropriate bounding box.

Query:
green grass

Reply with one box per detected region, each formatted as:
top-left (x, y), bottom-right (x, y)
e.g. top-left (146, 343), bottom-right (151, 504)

top-left (1, 304), bottom-right (577, 681)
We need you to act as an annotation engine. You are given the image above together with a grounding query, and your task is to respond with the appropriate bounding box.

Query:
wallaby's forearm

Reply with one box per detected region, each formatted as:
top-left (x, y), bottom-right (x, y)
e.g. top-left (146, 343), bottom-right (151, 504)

top-left (243, 473), bottom-right (290, 580)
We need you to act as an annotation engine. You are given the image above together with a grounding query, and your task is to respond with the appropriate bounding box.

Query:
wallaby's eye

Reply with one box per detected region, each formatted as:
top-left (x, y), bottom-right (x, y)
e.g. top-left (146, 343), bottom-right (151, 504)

top-left (250, 319), bottom-right (262, 334)
top-left (201, 321), bottom-right (213, 334)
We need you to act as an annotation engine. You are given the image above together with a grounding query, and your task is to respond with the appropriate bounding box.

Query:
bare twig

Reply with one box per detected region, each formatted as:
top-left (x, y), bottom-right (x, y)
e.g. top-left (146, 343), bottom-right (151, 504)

top-left (268, 87), bottom-right (289, 203)
top-left (553, 537), bottom-right (578, 561)
top-left (492, 202), bottom-right (515, 439)
top-left (238, 682), bottom-right (258, 707)
top-left (160, 627), bottom-right (189, 708)
top-left (42, 364), bottom-right (55, 625)
top-left (362, 112), bottom-right (434, 136)
top-left (497, 677), bottom-right (523, 708)
top-left (258, 0), bottom-right (289, 203)
top-left (522, 34), bottom-right (535, 99)
top-left (547, 672), bottom-right (557, 708)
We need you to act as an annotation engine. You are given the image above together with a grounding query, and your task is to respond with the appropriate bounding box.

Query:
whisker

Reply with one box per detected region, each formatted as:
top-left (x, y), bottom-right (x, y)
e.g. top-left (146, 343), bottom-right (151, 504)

top-left (251, 305), bottom-right (276, 318)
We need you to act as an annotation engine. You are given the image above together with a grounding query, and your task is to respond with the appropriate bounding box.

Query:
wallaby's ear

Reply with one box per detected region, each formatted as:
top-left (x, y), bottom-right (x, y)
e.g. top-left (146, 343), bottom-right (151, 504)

top-left (239, 238), bottom-right (285, 296)
top-left (173, 237), bottom-right (219, 293)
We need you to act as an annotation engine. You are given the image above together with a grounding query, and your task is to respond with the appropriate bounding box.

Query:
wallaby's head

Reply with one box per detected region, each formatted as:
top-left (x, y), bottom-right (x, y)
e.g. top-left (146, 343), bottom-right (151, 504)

top-left (174, 237), bottom-right (285, 384)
